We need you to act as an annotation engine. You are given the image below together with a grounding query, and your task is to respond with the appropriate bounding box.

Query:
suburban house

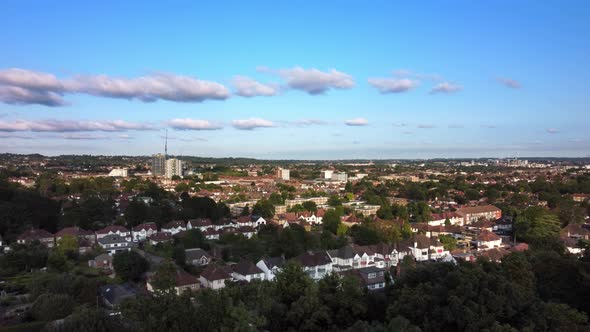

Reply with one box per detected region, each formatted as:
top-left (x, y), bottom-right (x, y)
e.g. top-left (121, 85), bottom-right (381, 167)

top-left (474, 230), bottom-right (502, 251)
top-left (16, 229), bottom-right (55, 247)
top-left (148, 232), bottom-right (173, 245)
top-left (293, 251), bottom-right (333, 280)
top-left (428, 212), bottom-right (463, 226)
top-left (98, 234), bottom-right (131, 255)
top-left (88, 253), bottom-right (113, 271)
top-left (199, 265), bottom-right (233, 290)
top-left (493, 217), bottom-right (513, 232)
top-left (366, 243), bottom-right (405, 267)
top-left (185, 248), bottom-right (212, 266)
top-left (256, 257), bottom-right (285, 281)
top-left (456, 205), bottom-right (502, 224)
top-left (161, 220), bottom-right (187, 235)
top-left (560, 224), bottom-right (589, 255)
top-left (187, 218), bottom-right (213, 232)
top-left (238, 226), bottom-right (256, 239)
top-left (203, 227), bottom-right (220, 240)
top-left (96, 225), bottom-right (131, 241)
top-left (328, 244), bottom-right (377, 271)
top-left (404, 234), bottom-right (449, 262)
top-left (231, 259), bottom-right (265, 282)
top-left (55, 227), bottom-right (95, 243)
top-left (146, 269), bottom-right (200, 295)
top-left (344, 266), bottom-right (387, 291)
top-left (132, 222), bottom-right (158, 241)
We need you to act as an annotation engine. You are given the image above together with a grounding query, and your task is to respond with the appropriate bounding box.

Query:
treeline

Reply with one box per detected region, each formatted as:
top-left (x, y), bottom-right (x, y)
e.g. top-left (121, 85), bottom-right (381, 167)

top-left (38, 250), bottom-right (590, 332)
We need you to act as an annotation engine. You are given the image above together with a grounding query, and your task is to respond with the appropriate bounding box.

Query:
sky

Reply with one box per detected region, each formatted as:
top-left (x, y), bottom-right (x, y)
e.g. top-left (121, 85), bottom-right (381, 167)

top-left (0, 1), bottom-right (589, 159)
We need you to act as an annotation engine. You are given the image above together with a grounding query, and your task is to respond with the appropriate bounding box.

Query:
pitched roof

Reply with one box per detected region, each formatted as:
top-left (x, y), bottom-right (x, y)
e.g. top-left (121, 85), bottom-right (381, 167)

top-left (96, 225), bottom-right (129, 235)
top-left (293, 251), bottom-right (332, 267)
top-left (262, 257), bottom-right (285, 269)
top-left (149, 232), bottom-right (173, 242)
top-left (55, 227), bottom-right (93, 238)
top-left (132, 222), bottom-right (158, 232)
top-left (175, 269), bottom-right (199, 287)
top-left (163, 220), bottom-right (186, 229)
top-left (185, 248), bottom-right (211, 261)
top-left (457, 205), bottom-right (501, 215)
top-left (232, 259), bottom-right (263, 276)
top-left (188, 218), bottom-right (212, 228)
top-left (200, 265), bottom-right (232, 281)
top-left (477, 230), bottom-right (501, 242)
top-left (100, 284), bottom-right (137, 305)
top-left (98, 234), bottom-right (129, 245)
top-left (17, 229), bottom-right (54, 241)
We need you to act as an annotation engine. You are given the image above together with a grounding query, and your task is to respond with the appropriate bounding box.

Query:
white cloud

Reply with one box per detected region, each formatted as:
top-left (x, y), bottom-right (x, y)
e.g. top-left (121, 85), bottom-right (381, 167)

top-left (0, 68), bottom-right (230, 106)
top-left (65, 73), bottom-right (230, 102)
top-left (232, 76), bottom-right (279, 97)
top-left (263, 67), bottom-right (354, 95)
top-left (63, 133), bottom-right (110, 140)
top-left (430, 82), bottom-right (462, 94)
top-left (167, 118), bottom-right (223, 130)
top-left (0, 86), bottom-right (66, 106)
top-left (497, 77), bottom-right (521, 89)
top-left (368, 78), bottom-right (418, 93)
top-left (417, 124), bottom-right (435, 129)
top-left (232, 118), bottom-right (275, 130)
top-left (345, 118), bottom-right (369, 126)
top-left (294, 119), bottom-right (327, 126)
top-left (0, 119), bottom-right (155, 132)
top-left (546, 128), bottom-right (559, 134)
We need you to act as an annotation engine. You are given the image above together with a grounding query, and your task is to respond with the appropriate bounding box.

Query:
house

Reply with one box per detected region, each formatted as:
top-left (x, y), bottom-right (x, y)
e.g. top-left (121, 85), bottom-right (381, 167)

top-left (238, 226), bottom-right (256, 239)
top-left (199, 265), bottom-right (233, 290)
top-left (16, 229), bottom-right (55, 248)
top-left (96, 225), bottom-right (131, 241)
top-left (78, 238), bottom-right (93, 254)
top-left (231, 259), bottom-right (265, 282)
top-left (185, 248), bottom-right (212, 266)
top-left (203, 227), bottom-right (220, 240)
top-left (477, 247), bottom-right (509, 262)
top-left (88, 253), bottom-right (113, 270)
top-left (187, 218), bottom-right (213, 232)
top-left (456, 205), bottom-right (502, 224)
top-left (366, 243), bottom-right (405, 267)
top-left (493, 217), bottom-right (513, 232)
top-left (341, 215), bottom-right (361, 227)
top-left (403, 234), bottom-right (449, 262)
top-left (451, 251), bottom-right (476, 262)
top-left (147, 269), bottom-right (200, 295)
top-left (98, 234), bottom-right (131, 255)
top-left (256, 257), bottom-right (285, 281)
top-left (344, 266), bottom-right (387, 291)
top-left (429, 212), bottom-right (463, 226)
top-left (55, 227), bottom-right (95, 243)
top-left (561, 224), bottom-right (590, 240)
top-left (328, 244), bottom-right (377, 271)
top-left (132, 222), bottom-right (158, 242)
top-left (149, 232), bottom-right (173, 245)
top-left (293, 251), bottom-right (333, 280)
top-left (161, 220), bottom-right (186, 235)
top-left (467, 219), bottom-right (494, 232)
top-left (474, 230), bottom-right (502, 251)
top-left (99, 284), bottom-right (138, 311)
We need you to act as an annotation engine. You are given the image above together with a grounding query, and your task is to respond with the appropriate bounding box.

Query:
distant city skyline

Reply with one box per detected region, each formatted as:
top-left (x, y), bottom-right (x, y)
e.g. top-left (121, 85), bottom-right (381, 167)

top-left (0, 1), bottom-right (589, 159)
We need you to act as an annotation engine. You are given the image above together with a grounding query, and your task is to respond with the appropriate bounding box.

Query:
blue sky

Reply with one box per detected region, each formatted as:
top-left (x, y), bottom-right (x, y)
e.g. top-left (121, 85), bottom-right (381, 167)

top-left (0, 1), bottom-right (588, 159)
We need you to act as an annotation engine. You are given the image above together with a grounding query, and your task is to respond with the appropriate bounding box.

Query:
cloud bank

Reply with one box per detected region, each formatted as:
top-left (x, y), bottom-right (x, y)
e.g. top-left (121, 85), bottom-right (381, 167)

top-left (232, 118), bottom-right (275, 130)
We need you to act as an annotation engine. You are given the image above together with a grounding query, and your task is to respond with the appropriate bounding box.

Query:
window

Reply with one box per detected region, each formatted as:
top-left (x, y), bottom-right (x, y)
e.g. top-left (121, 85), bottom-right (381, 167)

top-left (368, 273), bottom-right (376, 279)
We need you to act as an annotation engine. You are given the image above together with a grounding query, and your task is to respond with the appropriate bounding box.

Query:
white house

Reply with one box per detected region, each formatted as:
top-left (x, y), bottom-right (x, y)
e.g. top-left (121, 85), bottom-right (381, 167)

top-left (161, 220), bottom-right (186, 235)
top-left (185, 248), bottom-right (212, 266)
top-left (98, 234), bottom-right (131, 256)
top-left (96, 226), bottom-right (131, 241)
top-left (199, 265), bottom-right (233, 290)
top-left (474, 231), bottom-right (502, 251)
top-left (187, 218), bottom-right (213, 232)
top-left (293, 251), bottom-right (333, 280)
top-left (132, 222), bottom-right (158, 241)
top-left (231, 260), bottom-right (265, 282)
top-left (256, 257), bottom-right (285, 281)
top-left (406, 234), bottom-right (449, 262)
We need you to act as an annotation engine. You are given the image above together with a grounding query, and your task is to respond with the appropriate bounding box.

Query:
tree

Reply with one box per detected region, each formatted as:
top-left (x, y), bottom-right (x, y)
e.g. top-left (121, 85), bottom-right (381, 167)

top-left (113, 251), bottom-right (149, 281)
top-left (438, 234), bottom-right (457, 251)
top-left (302, 201), bottom-right (318, 212)
top-left (323, 209), bottom-right (342, 235)
top-left (240, 205), bottom-right (250, 216)
top-left (275, 262), bottom-right (312, 306)
top-left (31, 293), bottom-right (76, 322)
top-left (150, 260), bottom-right (177, 293)
top-left (175, 182), bottom-right (189, 193)
top-left (514, 207), bottom-right (561, 248)
top-left (252, 199), bottom-right (275, 218)
top-left (57, 234), bottom-right (79, 259)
